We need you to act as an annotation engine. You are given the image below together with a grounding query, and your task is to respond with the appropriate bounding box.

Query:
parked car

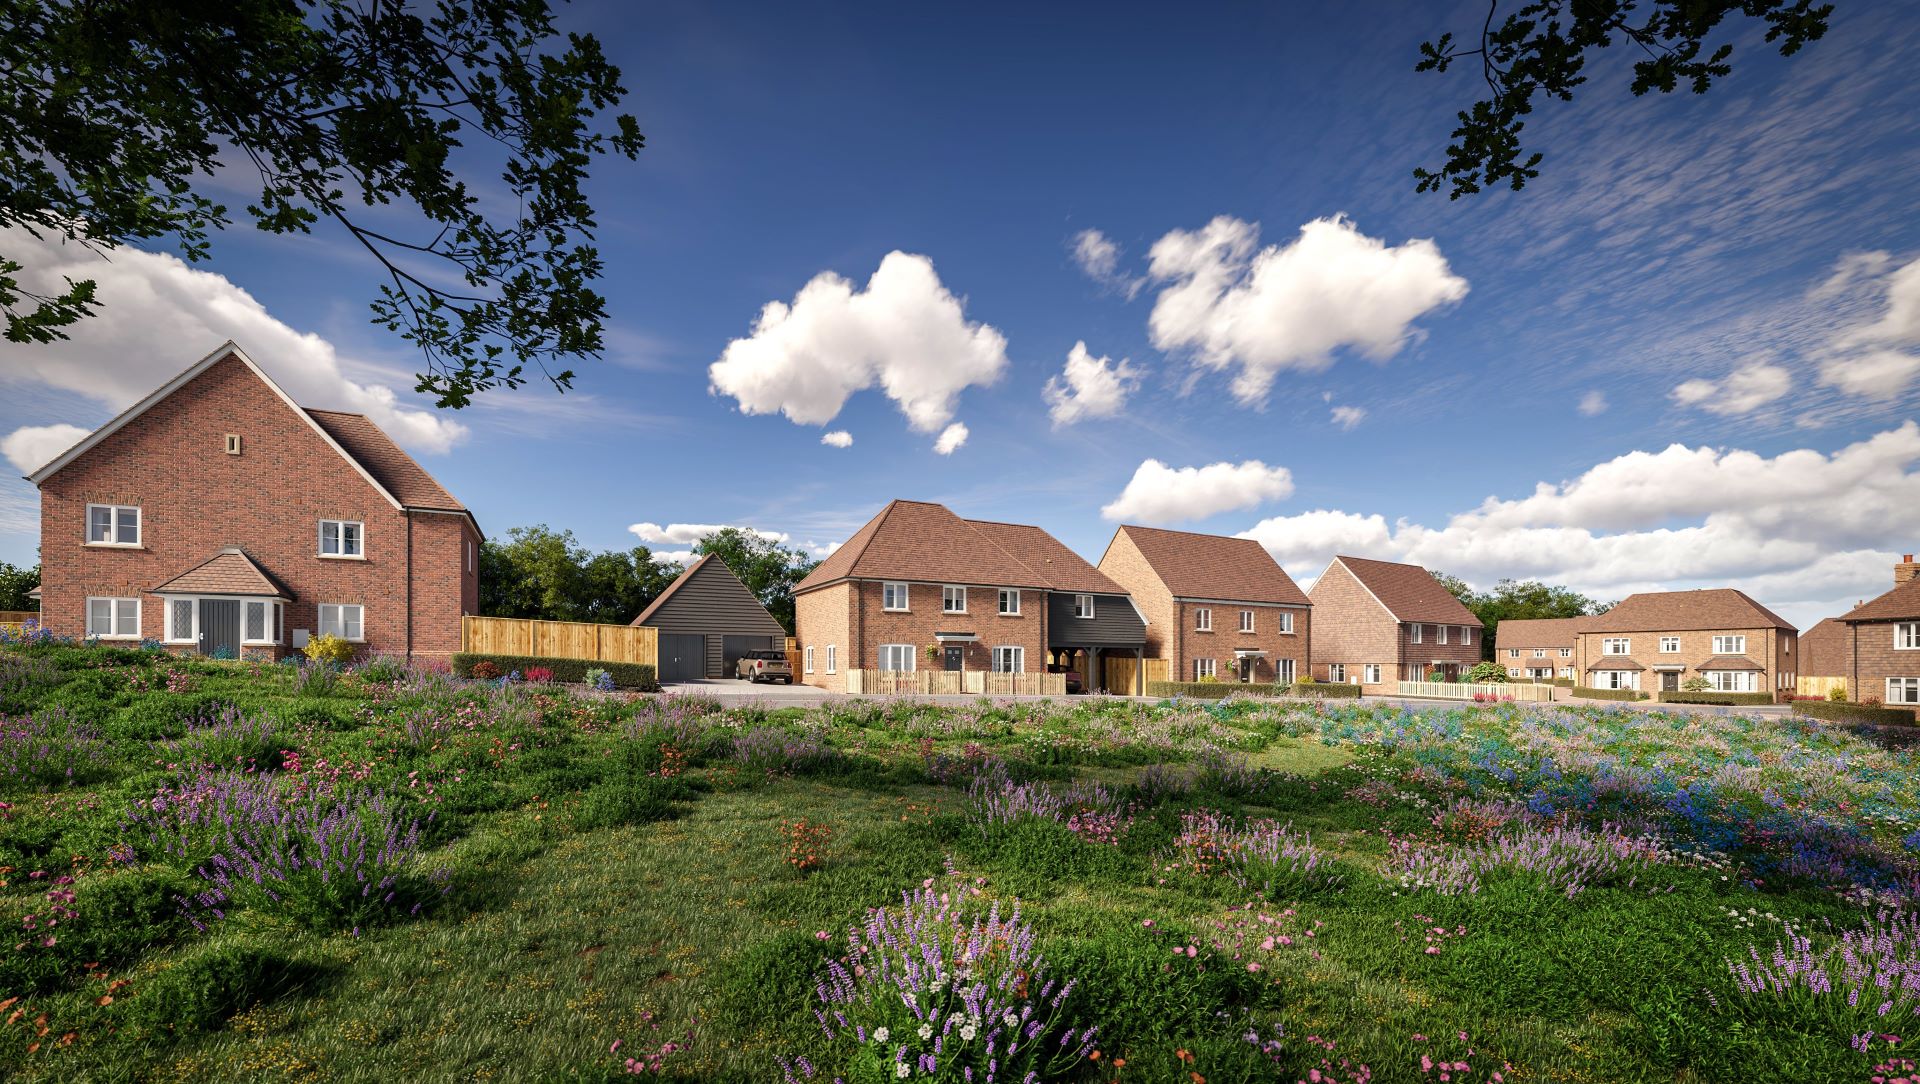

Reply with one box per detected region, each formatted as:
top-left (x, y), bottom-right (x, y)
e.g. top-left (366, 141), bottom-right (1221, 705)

top-left (1047, 664), bottom-right (1083, 694)
top-left (736, 649), bottom-right (794, 684)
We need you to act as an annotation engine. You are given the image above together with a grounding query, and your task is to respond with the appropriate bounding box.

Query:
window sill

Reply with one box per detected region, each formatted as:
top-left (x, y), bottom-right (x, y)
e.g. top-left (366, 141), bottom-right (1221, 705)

top-left (317, 553), bottom-right (368, 561)
top-left (942, 611), bottom-right (967, 617)
top-left (89, 634), bottom-right (141, 641)
top-left (997, 613), bottom-right (1023, 618)
top-left (84, 543), bottom-right (143, 550)
top-left (882, 608), bottom-right (910, 614)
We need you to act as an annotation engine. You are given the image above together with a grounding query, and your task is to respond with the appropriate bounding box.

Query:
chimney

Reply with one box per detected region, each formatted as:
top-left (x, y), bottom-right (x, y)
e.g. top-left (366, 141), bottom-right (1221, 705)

top-left (1900, 554), bottom-right (1920, 586)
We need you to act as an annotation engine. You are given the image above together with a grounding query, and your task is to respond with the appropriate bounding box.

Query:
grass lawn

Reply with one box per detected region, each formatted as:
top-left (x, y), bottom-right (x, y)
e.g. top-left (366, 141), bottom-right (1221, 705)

top-left (3, 642), bottom-right (1918, 1082)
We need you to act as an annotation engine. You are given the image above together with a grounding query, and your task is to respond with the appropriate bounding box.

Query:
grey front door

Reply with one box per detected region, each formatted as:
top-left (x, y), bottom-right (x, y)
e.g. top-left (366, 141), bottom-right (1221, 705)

top-left (200, 599), bottom-right (240, 658)
top-left (1661, 671), bottom-right (1680, 691)
top-left (943, 646), bottom-right (963, 671)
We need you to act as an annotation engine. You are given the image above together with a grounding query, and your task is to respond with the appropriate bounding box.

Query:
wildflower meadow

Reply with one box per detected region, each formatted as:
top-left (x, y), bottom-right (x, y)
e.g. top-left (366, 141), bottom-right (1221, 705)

top-left (1, 638), bottom-right (1918, 1081)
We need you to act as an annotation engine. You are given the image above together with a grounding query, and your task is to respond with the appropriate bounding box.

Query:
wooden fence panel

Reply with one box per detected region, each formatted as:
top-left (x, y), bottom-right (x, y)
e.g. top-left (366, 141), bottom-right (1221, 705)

top-left (461, 616), bottom-right (658, 668)
top-left (1798, 675), bottom-right (1848, 699)
top-left (1142, 658), bottom-right (1170, 686)
top-left (1396, 680), bottom-right (1553, 702)
top-left (1103, 656), bottom-right (1138, 696)
top-left (840, 670), bottom-right (1066, 697)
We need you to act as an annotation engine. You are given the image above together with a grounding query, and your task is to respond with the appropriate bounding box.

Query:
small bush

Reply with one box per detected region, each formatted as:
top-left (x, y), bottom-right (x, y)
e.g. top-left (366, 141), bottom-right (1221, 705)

top-left (1465, 660), bottom-right (1509, 684)
top-left (1147, 681), bottom-right (1287, 699)
top-left (1291, 680), bottom-right (1361, 698)
top-left (1574, 686), bottom-right (1648, 702)
top-left (1794, 700), bottom-right (1918, 725)
top-left (125, 943), bottom-right (318, 1034)
top-left (451, 652), bottom-right (656, 689)
top-left (1827, 683), bottom-right (1849, 702)
top-left (1656, 691), bottom-right (1776, 706)
top-left (302, 633), bottom-right (355, 667)
top-left (356, 655), bottom-right (408, 683)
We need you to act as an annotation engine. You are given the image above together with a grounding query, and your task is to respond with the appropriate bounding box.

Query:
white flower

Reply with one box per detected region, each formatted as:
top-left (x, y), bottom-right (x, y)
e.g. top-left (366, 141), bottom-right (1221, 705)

top-left (918, 1023), bottom-right (933, 1041)
top-left (960, 1025), bottom-right (977, 1042)
top-left (873, 1027), bottom-right (890, 1044)
top-left (1003, 1011), bottom-right (1018, 1028)
top-left (896, 1064), bottom-right (911, 1079)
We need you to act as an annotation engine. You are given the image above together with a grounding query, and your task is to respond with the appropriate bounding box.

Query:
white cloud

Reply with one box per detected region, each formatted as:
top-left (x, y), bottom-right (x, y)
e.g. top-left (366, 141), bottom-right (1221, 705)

top-left (1101, 458), bottom-right (1294, 524)
top-left (1329, 405), bottom-right (1366, 430)
top-left (1669, 362), bottom-right (1792, 415)
top-left (1818, 255), bottom-right (1920, 400)
top-left (1577, 390), bottom-right (1609, 416)
top-left (0, 228), bottom-right (466, 455)
top-left (1145, 215), bottom-right (1469, 404)
top-left (654, 550), bottom-right (695, 566)
top-left (820, 430), bottom-right (854, 448)
top-left (629, 522), bottom-right (791, 546)
top-left (933, 422), bottom-right (969, 455)
top-left (707, 251), bottom-right (1009, 435)
top-left (2, 423), bottom-right (92, 474)
top-left (1235, 422), bottom-right (1920, 629)
top-left (806, 540), bottom-right (843, 558)
top-left (1043, 341), bottom-right (1140, 426)
top-left (1069, 229), bottom-right (1143, 299)
top-left (1820, 349), bottom-right (1920, 398)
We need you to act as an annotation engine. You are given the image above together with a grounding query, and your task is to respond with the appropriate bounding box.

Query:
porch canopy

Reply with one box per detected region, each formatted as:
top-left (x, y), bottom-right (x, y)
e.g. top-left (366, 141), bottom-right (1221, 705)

top-left (151, 547), bottom-right (292, 655)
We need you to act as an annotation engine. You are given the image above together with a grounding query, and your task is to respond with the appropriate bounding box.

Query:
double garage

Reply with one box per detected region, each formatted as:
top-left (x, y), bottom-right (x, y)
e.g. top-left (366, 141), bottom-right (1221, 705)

top-left (634, 554), bottom-right (789, 683)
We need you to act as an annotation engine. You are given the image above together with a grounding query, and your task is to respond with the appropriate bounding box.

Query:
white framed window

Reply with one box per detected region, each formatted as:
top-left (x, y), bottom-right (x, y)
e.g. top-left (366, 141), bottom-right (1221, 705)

top-left (1278, 611), bottom-right (1295, 634)
top-left (1194, 658), bottom-right (1215, 680)
top-left (1603, 638), bottom-right (1631, 656)
top-left (1195, 608), bottom-right (1212, 632)
top-left (1438, 624), bottom-right (1449, 644)
top-left (242, 599), bottom-right (283, 645)
top-left (1711, 635), bottom-right (1747, 655)
top-left (1461, 626), bottom-right (1473, 645)
top-left (1239, 609), bottom-right (1255, 633)
top-left (998, 588), bottom-right (1020, 616)
top-left (86, 597), bottom-right (140, 639)
top-left (1363, 664), bottom-right (1381, 685)
top-left (804, 646), bottom-right (815, 673)
top-left (1507, 667), bottom-right (1521, 677)
top-left (86, 504), bottom-right (141, 547)
top-left (825, 645), bottom-right (837, 674)
top-left (1706, 670), bottom-right (1757, 693)
top-left (467, 540), bottom-right (475, 574)
top-left (1533, 648), bottom-right (1546, 658)
top-left (1558, 648), bottom-right (1572, 658)
top-left (1410, 623), bottom-right (1423, 644)
top-left (991, 646), bottom-right (1024, 673)
top-left (878, 643), bottom-right (915, 671)
top-left (1659, 637), bottom-right (1681, 653)
top-left (166, 598), bottom-right (196, 643)
top-left (319, 519), bottom-right (365, 558)
top-left (882, 582), bottom-right (909, 611)
top-left (1598, 670), bottom-right (1639, 690)
top-left (1507, 648), bottom-right (1520, 659)
top-left (1328, 663), bottom-right (1346, 682)
top-left (1277, 658), bottom-right (1296, 684)
top-left (1888, 677), bottom-right (1920, 705)
top-left (1560, 667), bottom-right (1574, 679)
top-left (317, 603), bottom-right (364, 642)
top-left (1897, 623), bottom-right (1920, 650)
top-left (1074, 594), bottom-right (1095, 619)
top-left (942, 586), bottom-right (966, 614)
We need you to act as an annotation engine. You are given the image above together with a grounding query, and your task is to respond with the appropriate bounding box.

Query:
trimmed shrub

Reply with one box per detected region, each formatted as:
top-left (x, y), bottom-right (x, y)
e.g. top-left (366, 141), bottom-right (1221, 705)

top-left (1550, 677), bottom-right (1576, 688)
top-left (1147, 681), bottom-right (1287, 699)
top-left (1794, 700), bottom-right (1918, 726)
top-left (1291, 680), bottom-right (1361, 698)
top-left (1574, 686), bottom-right (1649, 702)
top-left (450, 652), bottom-right (657, 689)
top-left (1655, 691), bottom-right (1776, 706)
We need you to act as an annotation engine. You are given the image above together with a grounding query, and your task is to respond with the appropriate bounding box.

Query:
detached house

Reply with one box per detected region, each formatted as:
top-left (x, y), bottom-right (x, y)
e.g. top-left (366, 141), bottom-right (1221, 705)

top-left (792, 500), bottom-right (1147, 694)
top-left (1828, 554), bottom-right (1920, 715)
top-left (1307, 556), bottom-right (1481, 692)
top-left (1573, 589), bottom-right (1797, 698)
top-left (29, 342), bottom-right (480, 660)
top-left (1096, 526), bottom-right (1311, 685)
top-left (1493, 617), bottom-right (1591, 681)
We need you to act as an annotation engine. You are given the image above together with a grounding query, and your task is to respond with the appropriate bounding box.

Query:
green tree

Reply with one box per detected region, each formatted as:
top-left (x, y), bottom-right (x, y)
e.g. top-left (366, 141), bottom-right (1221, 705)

top-left (2, 0), bottom-right (643, 407)
top-left (1430, 571), bottom-right (1602, 660)
top-left (479, 526), bottom-right (679, 623)
top-left (1415, 0), bottom-right (1833, 198)
top-left (0, 561), bottom-right (39, 611)
top-left (692, 528), bottom-right (819, 635)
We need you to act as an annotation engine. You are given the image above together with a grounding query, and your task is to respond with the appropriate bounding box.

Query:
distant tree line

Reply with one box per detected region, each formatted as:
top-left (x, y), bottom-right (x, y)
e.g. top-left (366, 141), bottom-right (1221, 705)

top-left (1432, 572), bottom-right (1611, 661)
top-left (0, 561), bottom-right (38, 611)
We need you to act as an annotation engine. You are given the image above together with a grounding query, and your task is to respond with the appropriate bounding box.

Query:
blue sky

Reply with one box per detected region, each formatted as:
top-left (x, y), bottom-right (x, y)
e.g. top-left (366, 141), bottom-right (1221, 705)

top-left (3, 0), bottom-right (1918, 629)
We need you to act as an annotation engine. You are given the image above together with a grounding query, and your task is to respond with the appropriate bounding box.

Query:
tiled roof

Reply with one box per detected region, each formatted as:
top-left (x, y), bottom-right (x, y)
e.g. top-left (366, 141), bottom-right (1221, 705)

top-left (1839, 578), bottom-right (1920, 624)
top-left (1586, 588), bottom-right (1795, 633)
top-left (1333, 555), bottom-right (1477, 624)
top-left (793, 501), bottom-right (1052, 593)
top-left (963, 520), bottom-right (1123, 594)
top-left (1698, 655), bottom-right (1765, 671)
top-left (1494, 616), bottom-right (1595, 649)
top-left (1587, 657), bottom-right (1646, 671)
top-left (1115, 526), bottom-right (1310, 606)
top-left (1799, 618), bottom-right (1848, 675)
top-left (631, 554), bottom-right (713, 626)
top-left (305, 409), bottom-right (464, 511)
top-left (152, 548), bottom-right (293, 598)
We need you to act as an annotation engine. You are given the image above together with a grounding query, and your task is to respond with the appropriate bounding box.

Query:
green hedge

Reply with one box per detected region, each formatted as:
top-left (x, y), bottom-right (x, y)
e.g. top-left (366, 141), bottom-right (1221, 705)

top-left (1550, 678), bottom-right (1576, 688)
top-left (1655, 691), bottom-right (1777, 706)
top-left (450, 652), bottom-right (657, 690)
top-left (1292, 681), bottom-right (1362, 699)
top-left (1147, 681), bottom-right (1287, 699)
top-left (1573, 686), bottom-right (1649, 702)
top-left (1793, 700), bottom-right (1918, 726)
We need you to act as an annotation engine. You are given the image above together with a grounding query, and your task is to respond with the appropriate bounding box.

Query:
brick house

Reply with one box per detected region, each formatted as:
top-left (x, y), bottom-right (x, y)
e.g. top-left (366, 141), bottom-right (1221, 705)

top-left (1096, 525), bottom-right (1310, 685)
top-left (1798, 618), bottom-right (1848, 681)
top-left (1492, 616), bottom-right (1592, 681)
top-left (792, 500), bottom-right (1146, 693)
top-left (1572, 589), bottom-right (1797, 698)
top-left (1830, 554), bottom-right (1920, 715)
top-left (1306, 556), bottom-right (1480, 692)
top-left (28, 342), bottom-right (481, 661)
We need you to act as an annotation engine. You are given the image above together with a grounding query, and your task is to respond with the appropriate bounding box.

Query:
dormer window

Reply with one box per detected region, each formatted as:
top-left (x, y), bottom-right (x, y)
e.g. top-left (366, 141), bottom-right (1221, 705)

top-left (86, 504), bottom-right (140, 547)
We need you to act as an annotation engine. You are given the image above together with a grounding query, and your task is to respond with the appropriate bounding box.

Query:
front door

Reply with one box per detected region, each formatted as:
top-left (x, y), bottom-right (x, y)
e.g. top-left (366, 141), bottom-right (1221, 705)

top-left (1236, 656), bottom-right (1253, 682)
top-left (1661, 671), bottom-right (1680, 692)
top-left (200, 599), bottom-right (240, 658)
top-left (943, 645), bottom-right (964, 671)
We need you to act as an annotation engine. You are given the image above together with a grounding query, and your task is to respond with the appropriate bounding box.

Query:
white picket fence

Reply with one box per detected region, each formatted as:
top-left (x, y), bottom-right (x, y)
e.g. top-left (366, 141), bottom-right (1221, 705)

top-left (1396, 681), bottom-right (1554, 703)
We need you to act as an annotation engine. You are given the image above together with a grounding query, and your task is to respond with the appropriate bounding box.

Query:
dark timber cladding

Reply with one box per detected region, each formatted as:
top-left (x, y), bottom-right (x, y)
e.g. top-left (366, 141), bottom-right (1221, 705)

top-left (632, 554), bottom-right (786, 678)
top-left (1046, 592), bottom-right (1146, 646)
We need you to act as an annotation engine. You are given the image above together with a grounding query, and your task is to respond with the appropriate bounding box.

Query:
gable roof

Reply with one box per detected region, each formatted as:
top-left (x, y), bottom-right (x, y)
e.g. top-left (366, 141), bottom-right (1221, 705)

top-left (1585, 588), bottom-right (1796, 633)
top-left (794, 500), bottom-right (1116, 595)
top-left (1495, 616), bottom-right (1595, 648)
top-left (962, 520), bottom-right (1123, 594)
top-left (1109, 525), bottom-right (1310, 605)
top-left (151, 548), bottom-right (293, 599)
top-left (1329, 555), bottom-right (1478, 624)
top-left (1799, 617), bottom-right (1848, 675)
top-left (1839, 578), bottom-right (1920, 624)
top-left (633, 554), bottom-right (713, 625)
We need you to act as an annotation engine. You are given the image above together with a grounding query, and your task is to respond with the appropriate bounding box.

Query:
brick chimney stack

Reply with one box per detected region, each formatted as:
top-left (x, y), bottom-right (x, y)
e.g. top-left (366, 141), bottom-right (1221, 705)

top-left (1899, 554), bottom-right (1920, 585)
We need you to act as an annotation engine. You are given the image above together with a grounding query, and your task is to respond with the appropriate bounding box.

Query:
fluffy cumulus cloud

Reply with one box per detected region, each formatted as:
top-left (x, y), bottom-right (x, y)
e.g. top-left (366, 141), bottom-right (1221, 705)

top-left (1069, 229), bottom-right (1143, 298)
top-left (2, 423), bottom-right (92, 474)
top-left (1101, 458), bottom-right (1294, 524)
top-left (1145, 215), bottom-right (1469, 404)
top-left (820, 430), bottom-right (854, 448)
top-left (629, 522), bottom-right (791, 546)
top-left (1329, 405), bottom-right (1366, 430)
top-left (707, 251), bottom-right (1009, 450)
top-left (0, 228), bottom-right (467, 458)
top-left (1234, 423), bottom-right (1920, 629)
top-left (1043, 341), bottom-right (1140, 426)
top-left (932, 422), bottom-right (969, 455)
top-left (1820, 254), bottom-right (1920, 399)
top-left (1670, 361), bottom-right (1792, 415)
top-left (1577, 390), bottom-right (1609, 416)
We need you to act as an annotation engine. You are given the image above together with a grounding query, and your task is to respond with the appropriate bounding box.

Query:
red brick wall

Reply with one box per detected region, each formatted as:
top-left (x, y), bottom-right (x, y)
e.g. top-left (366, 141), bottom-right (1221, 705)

top-left (837, 580), bottom-right (1047, 675)
top-left (1306, 559), bottom-right (1402, 691)
top-left (1849, 620), bottom-right (1920, 712)
top-left (37, 352), bottom-right (470, 659)
top-left (1096, 530), bottom-right (1176, 662)
top-left (1171, 601), bottom-right (1308, 683)
top-left (1573, 626), bottom-right (1793, 698)
top-left (794, 582), bottom-right (853, 692)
